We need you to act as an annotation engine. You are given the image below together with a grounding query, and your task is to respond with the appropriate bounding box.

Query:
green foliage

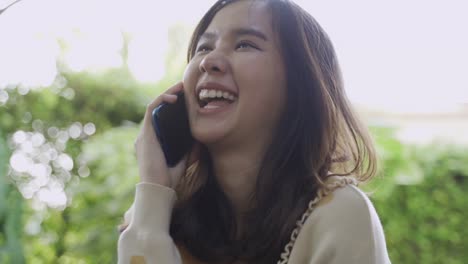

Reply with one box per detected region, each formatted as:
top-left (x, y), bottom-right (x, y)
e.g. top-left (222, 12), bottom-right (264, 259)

top-left (369, 142), bottom-right (468, 264)
top-left (1, 68), bottom-right (146, 135)
top-left (10, 68), bottom-right (146, 263)
top-left (58, 126), bottom-right (139, 263)
top-left (0, 23), bottom-right (192, 263)
top-left (0, 130), bottom-right (25, 264)
top-left (0, 130), bottom-right (7, 219)
top-left (366, 126), bottom-right (424, 197)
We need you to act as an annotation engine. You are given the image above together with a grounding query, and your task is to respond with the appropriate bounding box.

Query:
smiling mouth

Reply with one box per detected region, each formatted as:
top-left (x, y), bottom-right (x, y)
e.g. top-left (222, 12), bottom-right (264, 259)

top-left (198, 88), bottom-right (237, 108)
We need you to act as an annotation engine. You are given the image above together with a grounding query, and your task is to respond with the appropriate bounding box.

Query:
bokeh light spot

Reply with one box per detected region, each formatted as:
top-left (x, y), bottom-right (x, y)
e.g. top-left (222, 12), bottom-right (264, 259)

top-left (57, 153), bottom-right (74, 171)
top-left (83, 122), bottom-right (96, 135)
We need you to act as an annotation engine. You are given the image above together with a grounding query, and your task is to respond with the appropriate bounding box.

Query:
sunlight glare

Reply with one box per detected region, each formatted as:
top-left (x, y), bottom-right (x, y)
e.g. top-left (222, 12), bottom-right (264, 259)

top-left (128, 32), bottom-right (168, 83)
top-left (10, 152), bottom-right (32, 173)
top-left (37, 187), bottom-right (67, 208)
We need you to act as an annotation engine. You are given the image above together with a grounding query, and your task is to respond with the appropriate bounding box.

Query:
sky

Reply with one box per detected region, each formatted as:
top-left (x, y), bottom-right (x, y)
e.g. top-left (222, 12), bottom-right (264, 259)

top-left (1, 0), bottom-right (467, 113)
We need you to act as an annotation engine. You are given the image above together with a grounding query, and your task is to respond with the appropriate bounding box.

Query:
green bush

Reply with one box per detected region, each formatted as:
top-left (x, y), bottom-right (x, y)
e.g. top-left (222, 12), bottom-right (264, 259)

top-left (0, 130), bottom-right (26, 264)
top-left (371, 144), bottom-right (468, 264)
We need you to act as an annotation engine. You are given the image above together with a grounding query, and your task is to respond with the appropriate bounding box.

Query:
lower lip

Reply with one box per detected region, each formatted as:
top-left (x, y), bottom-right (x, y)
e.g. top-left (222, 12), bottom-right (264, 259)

top-left (197, 101), bottom-right (236, 115)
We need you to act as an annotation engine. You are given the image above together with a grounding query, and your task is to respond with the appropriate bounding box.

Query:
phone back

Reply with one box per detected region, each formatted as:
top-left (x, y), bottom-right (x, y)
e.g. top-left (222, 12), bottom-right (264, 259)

top-left (152, 93), bottom-right (194, 167)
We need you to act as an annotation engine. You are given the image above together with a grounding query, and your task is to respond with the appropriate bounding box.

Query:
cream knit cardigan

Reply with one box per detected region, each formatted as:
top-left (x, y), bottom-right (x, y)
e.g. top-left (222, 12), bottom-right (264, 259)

top-left (118, 176), bottom-right (391, 263)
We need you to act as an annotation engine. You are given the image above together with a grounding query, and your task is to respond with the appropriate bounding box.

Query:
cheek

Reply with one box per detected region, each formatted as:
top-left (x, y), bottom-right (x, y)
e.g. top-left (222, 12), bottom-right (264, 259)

top-left (238, 69), bottom-right (286, 129)
top-left (266, 55), bottom-right (287, 106)
top-left (252, 61), bottom-right (287, 123)
top-left (182, 61), bottom-right (202, 113)
top-left (240, 59), bottom-right (286, 105)
top-left (183, 60), bottom-right (199, 88)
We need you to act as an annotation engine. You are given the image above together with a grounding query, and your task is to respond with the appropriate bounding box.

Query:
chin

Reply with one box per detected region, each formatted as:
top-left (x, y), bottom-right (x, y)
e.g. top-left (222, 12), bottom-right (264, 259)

top-left (191, 126), bottom-right (228, 145)
top-left (190, 118), bottom-right (240, 148)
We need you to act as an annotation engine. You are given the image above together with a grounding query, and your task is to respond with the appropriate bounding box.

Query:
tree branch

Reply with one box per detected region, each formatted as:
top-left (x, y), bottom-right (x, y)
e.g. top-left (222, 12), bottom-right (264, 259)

top-left (0, 0), bottom-right (24, 16)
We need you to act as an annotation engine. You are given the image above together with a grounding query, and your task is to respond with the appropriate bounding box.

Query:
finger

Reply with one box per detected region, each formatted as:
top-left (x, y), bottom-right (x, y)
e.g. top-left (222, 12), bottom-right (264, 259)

top-left (145, 82), bottom-right (184, 110)
top-left (143, 95), bottom-right (178, 132)
top-left (143, 82), bottom-right (184, 126)
top-left (146, 93), bottom-right (177, 112)
top-left (164, 81), bottom-right (184, 95)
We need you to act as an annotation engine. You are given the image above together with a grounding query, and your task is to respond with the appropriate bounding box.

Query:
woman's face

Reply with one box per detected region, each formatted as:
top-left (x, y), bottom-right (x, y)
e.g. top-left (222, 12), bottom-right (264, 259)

top-left (183, 0), bottom-right (286, 148)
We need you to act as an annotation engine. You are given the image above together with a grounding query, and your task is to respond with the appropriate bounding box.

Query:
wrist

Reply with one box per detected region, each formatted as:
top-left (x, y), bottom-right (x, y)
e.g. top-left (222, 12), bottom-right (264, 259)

top-left (140, 173), bottom-right (171, 188)
top-left (131, 183), bottom-right (177, 231)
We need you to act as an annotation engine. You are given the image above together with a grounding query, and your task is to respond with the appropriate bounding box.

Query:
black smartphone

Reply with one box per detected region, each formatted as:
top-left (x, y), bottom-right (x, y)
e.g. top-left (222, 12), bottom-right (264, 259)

top-left (151, 92), bottom-right (194, 167)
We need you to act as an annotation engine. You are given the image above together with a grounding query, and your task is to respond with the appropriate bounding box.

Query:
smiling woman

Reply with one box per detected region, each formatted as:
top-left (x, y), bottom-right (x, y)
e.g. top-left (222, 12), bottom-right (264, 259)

top-left (183, 1), bottom-right (287, 148)
top-left (118, 0), bottom-right (391, 263)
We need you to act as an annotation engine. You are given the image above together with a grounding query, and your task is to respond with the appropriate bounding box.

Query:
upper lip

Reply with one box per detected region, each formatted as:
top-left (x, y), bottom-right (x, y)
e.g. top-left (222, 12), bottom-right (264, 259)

top-left (196, 81), bottom-right (238, 97)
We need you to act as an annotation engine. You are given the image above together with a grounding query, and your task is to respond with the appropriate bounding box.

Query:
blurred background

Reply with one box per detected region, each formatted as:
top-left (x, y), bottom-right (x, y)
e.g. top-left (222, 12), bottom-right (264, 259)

top-left (0, 0), bottom-right (467, 263)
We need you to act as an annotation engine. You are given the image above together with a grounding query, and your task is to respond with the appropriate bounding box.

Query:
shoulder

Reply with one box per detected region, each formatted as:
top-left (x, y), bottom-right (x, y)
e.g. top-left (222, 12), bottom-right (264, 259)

top-left (292, 184), bottom-right (391, 263)
top-left (306, 184), bottom-right (386, 244)
top-left (314, 184), bottom-right (379, 223)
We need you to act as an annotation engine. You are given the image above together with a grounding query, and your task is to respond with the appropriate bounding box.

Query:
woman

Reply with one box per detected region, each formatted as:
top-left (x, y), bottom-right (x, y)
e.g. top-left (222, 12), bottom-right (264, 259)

top-left (118, 0), bottom-right (391, 263)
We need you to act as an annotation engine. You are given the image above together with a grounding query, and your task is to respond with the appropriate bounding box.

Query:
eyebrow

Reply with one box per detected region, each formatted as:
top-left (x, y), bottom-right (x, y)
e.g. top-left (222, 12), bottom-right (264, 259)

top-left (200, 27), bottom-right (268, 42)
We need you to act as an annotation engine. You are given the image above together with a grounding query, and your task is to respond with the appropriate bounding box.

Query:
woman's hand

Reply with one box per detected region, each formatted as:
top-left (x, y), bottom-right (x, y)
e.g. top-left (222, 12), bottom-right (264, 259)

top-left (134, 82), bottom-right (189, 189)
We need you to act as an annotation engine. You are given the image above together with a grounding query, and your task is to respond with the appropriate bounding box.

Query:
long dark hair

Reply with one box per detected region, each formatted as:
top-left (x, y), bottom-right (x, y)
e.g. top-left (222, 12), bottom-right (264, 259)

top-left (170, 0), bottom-right (378, 263)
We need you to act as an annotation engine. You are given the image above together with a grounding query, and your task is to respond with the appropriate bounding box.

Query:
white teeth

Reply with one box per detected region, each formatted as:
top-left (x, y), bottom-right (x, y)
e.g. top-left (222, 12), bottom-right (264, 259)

top-left (204, 104), bottom-right (220, 109)
top-left (198, 88), bottom-right (237, 101)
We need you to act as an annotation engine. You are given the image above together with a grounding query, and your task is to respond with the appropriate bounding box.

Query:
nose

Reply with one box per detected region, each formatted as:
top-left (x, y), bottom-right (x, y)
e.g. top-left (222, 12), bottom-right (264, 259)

top-left (199, 52), bottom-right (228, 74)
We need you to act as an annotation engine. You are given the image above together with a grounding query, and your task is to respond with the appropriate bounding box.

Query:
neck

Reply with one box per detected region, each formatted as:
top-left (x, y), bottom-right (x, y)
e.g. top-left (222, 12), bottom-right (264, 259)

top-left (207, 139), bottom-right (267, 215)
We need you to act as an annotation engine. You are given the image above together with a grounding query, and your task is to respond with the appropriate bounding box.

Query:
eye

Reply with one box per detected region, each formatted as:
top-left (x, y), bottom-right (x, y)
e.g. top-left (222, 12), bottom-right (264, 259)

top-left (236, 41), bottom-right (258, 50)
top-left (196, 44), bottom-right (212, 54)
